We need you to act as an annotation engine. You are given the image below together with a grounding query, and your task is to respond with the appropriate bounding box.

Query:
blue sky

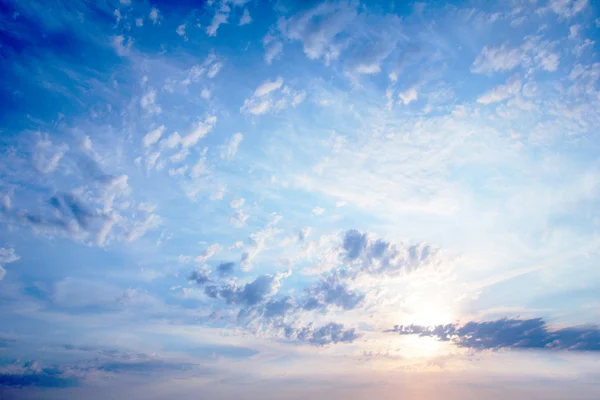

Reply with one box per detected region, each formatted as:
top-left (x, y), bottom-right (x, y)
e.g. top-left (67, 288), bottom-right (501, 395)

top-left (1, 0), bottom-right (600, 398)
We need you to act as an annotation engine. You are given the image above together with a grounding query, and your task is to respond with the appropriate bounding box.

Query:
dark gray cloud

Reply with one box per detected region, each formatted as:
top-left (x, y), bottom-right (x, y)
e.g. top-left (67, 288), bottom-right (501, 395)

top-left (216, 261), bottom-right (235, 276)
top-left (49, 192), bottom-right (96, 229)
top-left (0, 361), bottom-right (77, 388)
top-left (303, 272), bottom-right (364, 311)
top-left (204, 273), bottom-right (284, 306)
top-left (340, 229), bottom-right (438, 278)
top-left (189, 270), bottom-right (211, 285)
top-left (293, 322), bottom-right (360, 346)
top-left (388, 318), bottom-right (600, 351)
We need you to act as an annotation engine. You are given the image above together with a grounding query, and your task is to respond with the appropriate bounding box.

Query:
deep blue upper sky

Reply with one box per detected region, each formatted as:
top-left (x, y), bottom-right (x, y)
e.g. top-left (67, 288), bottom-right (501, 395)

top-left (1, 0), bottom-right (600, 398)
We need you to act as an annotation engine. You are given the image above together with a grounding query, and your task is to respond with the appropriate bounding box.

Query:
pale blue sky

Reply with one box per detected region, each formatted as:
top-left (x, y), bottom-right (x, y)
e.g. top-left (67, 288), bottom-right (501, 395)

top-left (1, 0), bottom-right (600, 398)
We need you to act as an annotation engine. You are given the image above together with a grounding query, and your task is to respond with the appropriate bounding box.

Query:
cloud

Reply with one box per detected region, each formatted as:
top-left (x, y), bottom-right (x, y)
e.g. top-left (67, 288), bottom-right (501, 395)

top-left (189, 269), bottom-right (211, 285)
top-left (195, 243), bottom-right (221, 265)
top-left (220, 133), bottom-right (243, 161)
top-left (389, 318), bottom-right (600, 351)
top-left (254, 77), bottom-right (284, 97)
top-left (111, 35), bottom-right (132, 56)
top-left (471, 44), bottom-right (524, 74)
top-left (339, 229), bottom-right (439, 278)
top-left (207, 3), bottom-right (230, 37)
top-left (303, 272), bottom-right (364, 311)
top-left (545, 0), bottom-right (588, 18)
top-left (0, 247), bottom-right (19, 281)
top-left (312, 206), bottom-right (325, 216)
top-left (239, 8), bottom-right (252, 26)
top-left (176, 23), bottom-right (186, 37)
top-left (32, 135), bottom-right (69, 174)
top-left (181, 117), bottom-right (217, 148)
top-left (0, 361), bottom-right (77, 388)
top-left (149, 7), bottom-right (160, 24)
top-left (140, 88), bottom-right (161, 115)
top-left (264, 38), bottom-right (283, 64)
top-left (398, 87), bottom-right (418, 105)
top-left (240, 215), bottom-right (282, 269)
top-left (477, 76), bottom-right (522, 104)
top-left (217, 262), bottom-right (235, 276)
top-left (142, 125), bottom-right (166, 148)
top-left (277, 2), bottom-right (357, 64)
top-left (229, 198), bottom-right (248, 227)
top-left (241, 77), bottom-right (305, 115)
top-left (205, 271), bottom-right (289, 306)
top-left (298, 227), bottom-right (311, 242)
top-left (291, 322), bottom-right (360, 346)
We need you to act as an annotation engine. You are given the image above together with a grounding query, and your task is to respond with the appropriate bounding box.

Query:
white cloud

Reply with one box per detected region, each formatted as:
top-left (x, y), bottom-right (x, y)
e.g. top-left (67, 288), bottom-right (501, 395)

top-left (32, 135), bottom-right (69, 174)
top-left (176, 23), bottom-right (186, 37)
top-left (221, 133), bottom-right (243, 161)
top-left (534, 49), bottom-right (560, 72)
top-left (278, 2), bottom-right (357, 64)
top-left (471, 44), bottom-right (524, 74)
top-left (201, 89), bottom-right (211, 99)
top-left (160, 132), bottom-right (182, 149)
top-left (127, 213), bottom-right (162, 242)
top-left (264, 41), bottom-right (283, 64)
top-left (0, 247), bottom-right (19, 281)
top-left (207, 62), bottom-right (223, 78)
top-left (254, 77), bottom-right (284, 97)
top-left (194, 243), bottom-right (221, 265)
top-left (398, 87), bottom-right (418, 105)
top-left (140, 89), bottom-right (161, 115)
top-left (149, 7), bottom-right (160, 24)
top-left (569, 24), bottom-right (581, 39)
top-left (135, 18), bottom-right (143, 27)
top-left (114, 9), bottom-right (122, 24)
top-left (242, 99), bottom-right (272, 115)
top-left (292, 92), bottom-right (307, 107)
top-left (111, 35), bottom-right (132, 56)
top-left (477, 76), bottom-right (522, 104)
top-left (312, 206), bottom-right (325, 216)
top-left (206, 4), bottom-right (229, 37)
top-left (547, 0), bottom-right (588, 18)
top-left (210, 185), bottom-right (226, 200)
top-left (239, 8), bottom-right (252, 26)
top-left (241, 77), bottom-right (304, 116)
top-left (230, 209), bottom-right (248, 227)
top-left (142, 125), bottom-right (166, 148)
top-left (190, 156), bottom-right (208, 179)
top-left (240, 215), bottom-right (282, 270)
top-left (230, 198), bottom-right (245, 209)
top-left (180, 116), bottom-right (217, 149)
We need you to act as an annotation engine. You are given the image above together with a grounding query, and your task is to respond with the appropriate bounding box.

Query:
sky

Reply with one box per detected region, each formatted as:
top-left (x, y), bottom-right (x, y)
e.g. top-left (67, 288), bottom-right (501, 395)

top-left (1, 0), bottom-right (600, 398)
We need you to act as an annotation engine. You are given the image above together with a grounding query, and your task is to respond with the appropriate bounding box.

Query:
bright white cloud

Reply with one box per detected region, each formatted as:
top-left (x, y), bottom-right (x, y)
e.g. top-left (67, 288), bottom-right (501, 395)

top-left (140, 89), bottom-right (161, 115)
top-left (142, 125), bottom-right (166, 148)
top-left (254, 77), bottom-right (284, 97)
top-left (477, 76), bottom-right (522, 104)
top-left (398, 87), bottom-right (418, 105)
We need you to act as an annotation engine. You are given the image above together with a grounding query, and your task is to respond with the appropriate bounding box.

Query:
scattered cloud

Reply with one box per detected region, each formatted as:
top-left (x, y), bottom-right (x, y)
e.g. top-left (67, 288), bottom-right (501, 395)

top-left (239, 8), bottom-right (252, 26)
top-left (398, 87), bottom-right (418, 105)
top-left (477, 76), bottom-right (522, 104)
top-left (149, 7), bottom-right (160, 24)
top-left (0, 247), bottom-right (19, 281)
top-left (389, 318), bottom-right (600, 351)
top-left (220, 132), bottom-right (243, 161)
top-left (471, 44), bottom-right (524, 74)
